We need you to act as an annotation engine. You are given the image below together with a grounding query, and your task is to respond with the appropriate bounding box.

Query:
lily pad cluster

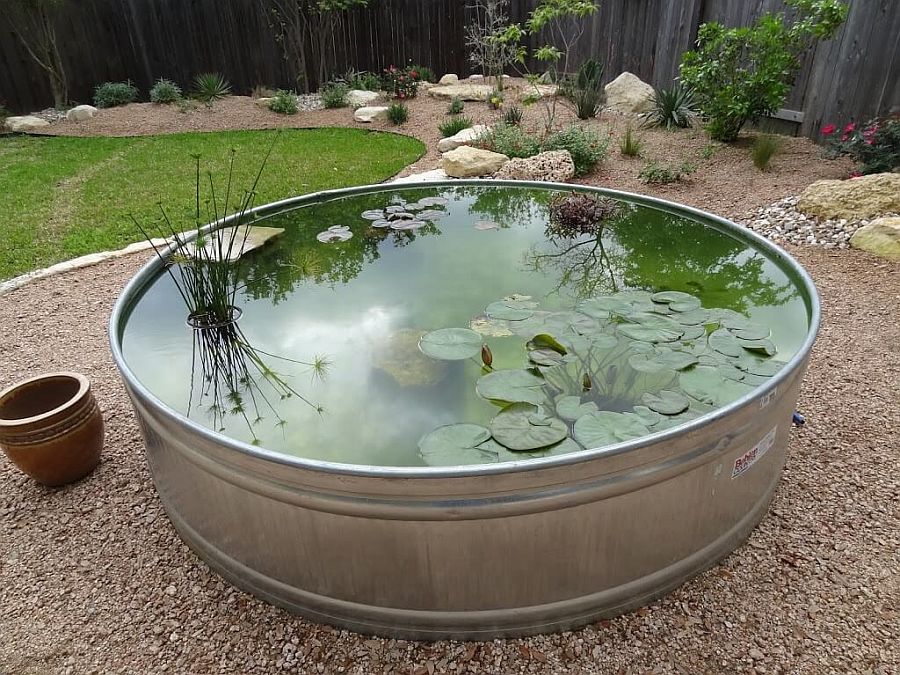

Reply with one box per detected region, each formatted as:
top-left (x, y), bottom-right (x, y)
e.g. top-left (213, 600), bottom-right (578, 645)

top-left (416, 290), bottom-right (784, 466)
top-left (316, 225), bottom-right (353, 243)
top-left (359, 195), bottom-right (448, 232)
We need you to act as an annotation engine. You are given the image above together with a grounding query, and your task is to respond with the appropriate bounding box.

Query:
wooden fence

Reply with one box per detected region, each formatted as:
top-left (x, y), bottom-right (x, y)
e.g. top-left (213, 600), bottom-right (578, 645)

top-left (1, 0), bottom-right (897, 137)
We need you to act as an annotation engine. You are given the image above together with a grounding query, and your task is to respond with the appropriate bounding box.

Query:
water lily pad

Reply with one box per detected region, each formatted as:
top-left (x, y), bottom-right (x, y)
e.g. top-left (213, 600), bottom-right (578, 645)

top-left (651, 290), bottom-right (698, 305)
top-left (672, 309), bottom-right (712, 326)
top-left (555, 395), bottom-right (599, 421)
top-left (361, 209), bottom-right (385, 220)
top-left (486, 300), bottom-right (535, 321)
top-left (739, 338), bottom-right (777, 356)
top-left (417, 196), bottom-right (449, 207)
top-left (729, 324), bottom-right (771, 341)
top-left (641, 390), bottom-right (690, 415)
top-left (419, 327), bottom-right (483, 360)
top-left (385, 205), bottom-right (406, 214)
top-left (679, 324), bottom-right (707, 341)
top-left (579, 296), bottom-right (632, 318)
top-left (630, 405), bottom-right (662, 427)
top-left (475, 220), bottom-right (500, 230)
top-left (470, 316), bottom-right (513, 337)
top-left (476, 369), bottom-right (546, 405)
top-left (490, 402), bottom-right (568, 451)
top-left (654, 350), bottom-right (700, 371)
top-left (735, 356), bottom-right (783, 377)
top-left (627, 354), bottom-right (673, 374)
top-left (679, 366), bottom-right (754, 406)
top-left (708, 328), bottom-right (743, 358)
top-left (716, 363), bottom-right (746, 382)
top-left (573, 411), bottom-right (650, 449)
top-left (418, 424), bottom-right (496, 466)
top-left (390, 220), bottom-right (426, 231)
top-left (418, 209), bottom-right (447, 220)
top-left (371, 219), bottom-right (393, 228)
top-left (528, 349), bottom-right (565, 367)
top-left (316, 225), bottom-right (353, 243)
top-left (618, 324), bottom-right (682, 343)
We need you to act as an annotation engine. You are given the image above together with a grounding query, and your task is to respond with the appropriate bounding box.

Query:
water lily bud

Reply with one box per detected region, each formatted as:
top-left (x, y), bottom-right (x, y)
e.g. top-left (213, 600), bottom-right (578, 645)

top-left (582, 373), bottom-right (592, 392)
top-left (481, 344), bottom-right (493, 368)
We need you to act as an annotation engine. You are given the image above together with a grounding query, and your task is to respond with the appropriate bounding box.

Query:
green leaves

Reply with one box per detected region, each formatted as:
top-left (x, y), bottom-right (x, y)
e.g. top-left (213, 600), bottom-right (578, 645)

top-left (490, 402), bottom-right (569, 451)
top-left (418, 424), bottom-right (497, 467)
top-left (641, 390), bottom-right (690, 415)
top-left (573, 411), bottom-right (650, 449)
top-left (476, 369), bottom-right (546, 405)
top-left (419, 328), bottom-right (483, 360)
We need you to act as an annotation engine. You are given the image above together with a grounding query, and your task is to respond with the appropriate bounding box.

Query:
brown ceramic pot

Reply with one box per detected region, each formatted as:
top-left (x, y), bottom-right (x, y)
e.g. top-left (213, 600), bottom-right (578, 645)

top-left (0, 372), bottom-right (103, 487)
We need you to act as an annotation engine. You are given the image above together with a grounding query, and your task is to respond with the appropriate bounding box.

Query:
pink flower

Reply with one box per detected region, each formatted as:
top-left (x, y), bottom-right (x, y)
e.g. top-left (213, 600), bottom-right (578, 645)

top-left (821, 124), bottom-right (836, 135)
top-left (849, 171), bottom-right (862, 178)
top-left (843, 122), bottom-right (856, 133)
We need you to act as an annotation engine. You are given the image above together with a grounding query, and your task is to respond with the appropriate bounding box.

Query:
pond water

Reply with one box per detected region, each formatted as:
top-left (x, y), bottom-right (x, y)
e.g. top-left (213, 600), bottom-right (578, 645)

top-left (119, 184), bottom-right (809, 467)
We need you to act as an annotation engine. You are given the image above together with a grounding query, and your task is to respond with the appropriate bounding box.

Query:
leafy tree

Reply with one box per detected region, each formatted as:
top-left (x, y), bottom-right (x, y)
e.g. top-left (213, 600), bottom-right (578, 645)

top-left (680, 0), bottom-right (848, 142)
top-left (464, 0), bottom-right (521, 91)
top-left (8, 0), bottom-right (69, 107)
top-left (267, 0), bottom-right (370, 92)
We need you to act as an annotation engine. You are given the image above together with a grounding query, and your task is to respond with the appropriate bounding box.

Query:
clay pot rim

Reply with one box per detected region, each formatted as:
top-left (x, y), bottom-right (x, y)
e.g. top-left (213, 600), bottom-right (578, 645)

top-left (0, 372), bottom-right (90, 428)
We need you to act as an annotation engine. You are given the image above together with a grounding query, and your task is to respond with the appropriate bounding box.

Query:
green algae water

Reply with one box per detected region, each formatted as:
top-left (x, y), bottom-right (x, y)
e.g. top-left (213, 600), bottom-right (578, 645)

top-left (119, 184), bottom-right (809, 467)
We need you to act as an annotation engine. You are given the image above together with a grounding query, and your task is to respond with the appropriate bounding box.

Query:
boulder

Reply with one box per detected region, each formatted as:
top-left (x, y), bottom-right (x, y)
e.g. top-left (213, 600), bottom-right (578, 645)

top-left (353, 106), bottom-right (389, 123)
top-left (534, 84), bottom-right (558, 98)
top-left (493, 150), bottom-right (575, 183)
top-left (6, 115), bottom-right (50, 132)
top-left (441, 146), bottom-right (509, 178)
top-left (254, 97), bottom-right (275, 108)
top-left (427, 84), bottom-right (494, 102)
top-left (438, 73), bottom-right (459, 86)
top-left (604, 72), bottom-right (655, 113)
top-left (849, 216), bottom-right (900, 260)
top-left (66, 105), bottom-right (97, 122)
top-left (469, 74), bottom-right (484, 81)
top-left (798, 173), bottom-right (900, 220)
top-left (390, 169), bottom-right (451, 184)
top-left (347, 89), bottom-right (380, 108)
top-left (437, 124), bottom-right (489, 153)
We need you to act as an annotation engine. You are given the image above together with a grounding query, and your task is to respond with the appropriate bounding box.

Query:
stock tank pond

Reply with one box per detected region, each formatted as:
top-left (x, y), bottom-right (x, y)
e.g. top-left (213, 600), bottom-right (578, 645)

top-left (110, 180), bottom-right (819, 638)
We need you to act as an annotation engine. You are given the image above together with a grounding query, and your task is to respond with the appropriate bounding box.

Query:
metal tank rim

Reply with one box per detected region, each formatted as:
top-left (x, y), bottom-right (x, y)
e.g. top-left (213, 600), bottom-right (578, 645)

top-left (108, 179), bottom-right (821, 479)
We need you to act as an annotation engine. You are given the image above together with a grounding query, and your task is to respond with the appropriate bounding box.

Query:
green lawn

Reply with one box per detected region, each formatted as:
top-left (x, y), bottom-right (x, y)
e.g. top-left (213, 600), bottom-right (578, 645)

top-left (0, 128), bottom-right (424, 280)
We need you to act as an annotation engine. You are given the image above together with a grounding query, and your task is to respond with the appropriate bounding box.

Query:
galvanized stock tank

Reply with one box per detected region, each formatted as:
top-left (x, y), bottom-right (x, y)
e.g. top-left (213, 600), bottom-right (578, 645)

top-left (110, 181), bottom-right (819, 639)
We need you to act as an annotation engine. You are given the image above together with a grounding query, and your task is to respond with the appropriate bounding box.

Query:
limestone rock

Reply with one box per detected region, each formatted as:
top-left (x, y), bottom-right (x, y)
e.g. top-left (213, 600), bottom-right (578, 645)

top-left (254, 97), bottom-right (274, 108)
top-left (534, 84), bottom-right (558, 98)
top-left (494, 150), bottom-right (575, 183)
top-left (849, 216), bottom-right (900, 260)
top-left (604, 72), bottom-right (655, 113)
top-left (347, 89), bottom-right (380, 108)
top-left (438, 74), bottom-right (459, 86)
top-left (798, 173), bottom-right (900, 220)
top-left (427, 84), bottom-right (493, 102)
top-left (390, 169), bottom-right (450, 184)
top-left (185, 225), bottom-right (284, 261)
top-left (354, 106), bottom-right (389, 123)
top-left (441, 145), bottom-right (509, 178)
top-left (66, 105), bottom-right (97, 122)
top-left (6, 115), bottom-right (50, 132)
top-left (437, 124), bottom-right (489, 153)
top-left (469, 74), bottom-right (484, 81)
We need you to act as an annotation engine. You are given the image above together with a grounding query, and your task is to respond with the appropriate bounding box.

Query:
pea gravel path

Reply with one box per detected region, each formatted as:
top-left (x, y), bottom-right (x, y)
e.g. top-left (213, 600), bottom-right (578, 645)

top-left (1, 243), bottom-right (898, 675)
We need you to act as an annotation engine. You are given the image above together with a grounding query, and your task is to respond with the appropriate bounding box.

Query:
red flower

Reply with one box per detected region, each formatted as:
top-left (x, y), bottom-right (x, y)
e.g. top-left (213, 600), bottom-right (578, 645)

top-left (821, 124), bottom-right (836, 135)
top-left (849, 171), bottom-right (862, 178)
top-left (843, 122), bottom-right (856, 133)
top-left (410, 70), bottom-right (419, 79)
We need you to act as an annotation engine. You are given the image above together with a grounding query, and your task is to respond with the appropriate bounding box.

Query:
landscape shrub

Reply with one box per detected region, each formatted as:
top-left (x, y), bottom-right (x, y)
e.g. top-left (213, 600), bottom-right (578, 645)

top-left (339, 69), bottom-right (381, 91)
top-left (542, 125), bottom-right (609, 176)
top-left (269, 90), bottom-right (299, 115)
top-left (640, 84), bottom-right (697, 130)
top-left (476, 122), bottom-right (541, 158)
top-left (563, 58), bottom-right (605, 120)
top-left (408, 64), bottom-right (435, 83)
top-left (320, 82), bottom-right (349, 108)
top-left (488, 89), bottom-right (504, 110)
top-left (382, 65), bottom-right (418, 99)
top-left (439, 115), bottom-right (473, 138)
top-left (192, 73), bottom-right (231, 103)
top-left (251, 85), bottom-right (277, 99)
top-left (93, 81), bottom-right (139, 108)
top-left (638, 160), bottom-right (697, 184)
top-left (149, 78), bottom-right (182, 104)
top-left (387, 102), bottom-right (409, 125)
top-left (619, 125), bottom-right (642, 157)
top-left (680, 0), bottom-right (848, 142)
top-left (751, 134), bottom-right (780, 171)
top-left (502, 105), bottom-right (524, 126)
top-left (447, 97), bottom-right (465, 115)
top-left (822, 117), bottom-right (900, 174)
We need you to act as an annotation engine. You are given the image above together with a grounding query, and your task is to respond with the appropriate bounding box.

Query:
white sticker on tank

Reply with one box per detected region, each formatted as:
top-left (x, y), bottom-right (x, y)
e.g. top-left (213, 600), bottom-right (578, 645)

top-left (759, 387), bottom-right (777, 409)
top-left (732, 426), bottom-right (777, 479)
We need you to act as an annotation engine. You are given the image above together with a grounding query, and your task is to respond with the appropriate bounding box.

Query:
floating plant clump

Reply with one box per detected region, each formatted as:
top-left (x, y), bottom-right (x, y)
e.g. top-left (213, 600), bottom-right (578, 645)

top-left (417, 289), bottom-right (784, 466)
top-left (316, 225), bottom-right (353, 243)
top-left (357, 195), bottom-right (449, 233)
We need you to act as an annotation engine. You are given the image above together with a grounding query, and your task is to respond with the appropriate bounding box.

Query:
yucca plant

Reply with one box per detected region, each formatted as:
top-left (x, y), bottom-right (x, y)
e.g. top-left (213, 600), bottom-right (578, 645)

top-left (192, 72), bottom-right (231, 103)
top-left (640, 84), bottom-right (697, 130)
top-left (565, 58), bottom-right (605, 120)
top-left (502, 105), bottom-right (524, 126)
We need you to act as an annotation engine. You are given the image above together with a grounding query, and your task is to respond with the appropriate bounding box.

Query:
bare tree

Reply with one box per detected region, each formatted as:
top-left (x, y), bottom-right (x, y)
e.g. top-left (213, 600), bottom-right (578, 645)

top-left (8, 0), bottom-right (68, 108)
top-left (464, 0), bottom-right (521, 91)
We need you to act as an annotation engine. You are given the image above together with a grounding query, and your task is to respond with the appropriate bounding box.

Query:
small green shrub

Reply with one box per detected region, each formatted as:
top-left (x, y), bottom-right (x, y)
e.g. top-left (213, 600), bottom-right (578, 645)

top-left (408, 64), bottom-right (435, 83)
top-left (387, 102), bottom-right (409, 125)
top-left (700, 142), bottom-right (718, 160)
top-left (640, 84), bottom-right (697, 130)
top-left (823, 117), bottom-right (900, 174)
top-left (338, 69), bottom-right (381, 91)
top-left (149, 78), bottom-right (182, 104)
top-left (679, 0), bottom-right (848, 141)
top-left (751, 134), bottom-right (780, 171)
top-left (476, 123), bottom-right (541, 158)
top-left (320, 82), bottom-right (350, 108)
top-left (382, 65), bottom-right (418, 99)
top-left (252, 85), bottom-right (277, 99)
top-left (93, 81), bottom-right (139, 108)
top-left (542, 126), bottom-right (610, 176)
top-left (488, 89), bottom-right (504, 110)
top-left (564, 58), bottom-right (605, 120)
top-left (269, 90), bottom-right (299, 115)
top-left (447, 97), bottom-right (465, 115)
top-left (439, 115), bottom-right (473, 138)
top-left (502, 105), bottom-right (524, 126)
top-left (521, 93), bottom-right (541, 106)
top-left (192, 73), bottom-right (231, 103)
top-left (638, 160), bottom-right (697, 185)
top-left (176, 98), bottom-right (199, 114)
top-left (620, 126), bottom-right (643, 157)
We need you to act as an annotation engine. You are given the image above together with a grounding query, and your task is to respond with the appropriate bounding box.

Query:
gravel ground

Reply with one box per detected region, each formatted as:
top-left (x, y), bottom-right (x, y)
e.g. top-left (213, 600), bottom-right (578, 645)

top-left (32, 79), bottom-right (852, 216)
top-left (1, 241), bottom-right (898, 674)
